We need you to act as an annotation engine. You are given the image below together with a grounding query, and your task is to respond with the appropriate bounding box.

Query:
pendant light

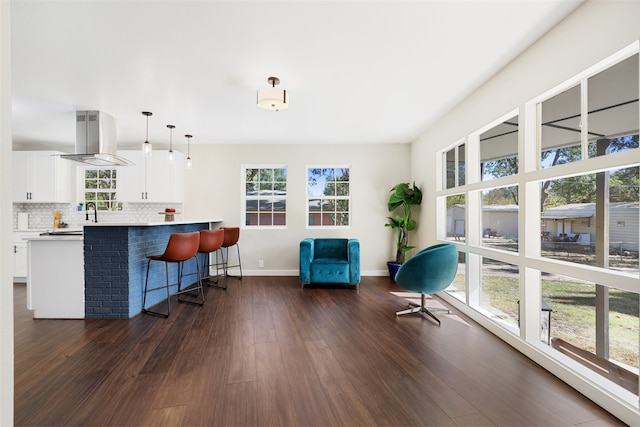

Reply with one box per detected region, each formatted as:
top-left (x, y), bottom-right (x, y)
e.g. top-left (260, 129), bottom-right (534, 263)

top-left (185, 134), bottom-right (193, 170)
top-left (167, 124), bottom-right (175, 163)
top-left (142, 111), bottom-right (153, 157)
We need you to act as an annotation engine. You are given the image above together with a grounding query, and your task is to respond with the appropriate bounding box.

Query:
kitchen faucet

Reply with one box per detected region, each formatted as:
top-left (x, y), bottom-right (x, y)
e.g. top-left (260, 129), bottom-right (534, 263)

top-left (85, 202), bottom-right (98, 223)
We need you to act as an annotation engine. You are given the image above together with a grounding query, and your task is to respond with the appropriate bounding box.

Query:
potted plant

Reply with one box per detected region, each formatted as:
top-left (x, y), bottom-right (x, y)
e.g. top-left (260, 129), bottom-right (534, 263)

top-left (385, 182), bottom-right (422, 280)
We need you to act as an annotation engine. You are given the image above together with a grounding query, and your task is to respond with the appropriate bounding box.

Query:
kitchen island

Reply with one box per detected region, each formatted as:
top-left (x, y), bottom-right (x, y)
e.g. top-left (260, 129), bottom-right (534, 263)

top-left (84, 219), bottom-right (222, 318)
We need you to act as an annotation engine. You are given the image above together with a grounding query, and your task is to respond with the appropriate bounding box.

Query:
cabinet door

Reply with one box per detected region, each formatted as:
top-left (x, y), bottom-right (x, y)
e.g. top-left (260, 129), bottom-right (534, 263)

top-left (12, 152), bottom-right (30, 202)
top-left (12, 152), bottom-right (74, 203)
top-left (13, 231), bottom-right (42, 282)
top-left (116, 150), bottom-right (145, 202)
top-left (145, 151), bottom-right (180, 203)
top-left (13, 241), bottom-right (28, 281)
top-left (29, 154), bottom-right (56, 202)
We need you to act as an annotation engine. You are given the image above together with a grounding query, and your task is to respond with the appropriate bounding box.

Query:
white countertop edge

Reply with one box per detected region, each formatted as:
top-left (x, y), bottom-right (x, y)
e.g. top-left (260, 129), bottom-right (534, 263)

top-left (83, 219), bottom-right (223, 227)
top-left (25, 235), bottom-right (84, 241)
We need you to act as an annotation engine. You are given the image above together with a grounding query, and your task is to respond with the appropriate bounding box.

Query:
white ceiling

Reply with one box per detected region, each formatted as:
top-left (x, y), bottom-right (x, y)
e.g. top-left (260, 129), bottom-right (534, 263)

top-left (11, 0), bottom-right (584, 151)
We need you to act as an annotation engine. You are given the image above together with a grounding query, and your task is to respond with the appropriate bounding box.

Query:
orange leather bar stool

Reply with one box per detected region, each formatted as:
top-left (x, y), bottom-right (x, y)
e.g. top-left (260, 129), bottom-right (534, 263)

top-left (220, 227), bottom-right (242, 279)
top-left (198, 229), bottom-right (227, 290)
top-left (142, 232), bottom-right (203, 317)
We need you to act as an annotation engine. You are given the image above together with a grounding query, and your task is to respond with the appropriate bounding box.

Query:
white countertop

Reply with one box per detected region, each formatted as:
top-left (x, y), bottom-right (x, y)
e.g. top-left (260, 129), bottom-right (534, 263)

top-left (83, 218), bottom-right (223, 227)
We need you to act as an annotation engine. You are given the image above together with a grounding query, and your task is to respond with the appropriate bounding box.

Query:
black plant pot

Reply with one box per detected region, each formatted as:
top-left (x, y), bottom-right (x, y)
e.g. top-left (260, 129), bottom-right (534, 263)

top-left (387, 261), bottom-right (401, 282)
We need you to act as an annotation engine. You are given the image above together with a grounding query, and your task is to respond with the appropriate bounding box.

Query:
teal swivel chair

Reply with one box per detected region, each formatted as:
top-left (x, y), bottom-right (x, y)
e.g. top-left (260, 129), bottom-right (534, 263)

top-left (299, 238), bottom-right (360, 289)
top-left (394, 242), bottom-right (458, 325)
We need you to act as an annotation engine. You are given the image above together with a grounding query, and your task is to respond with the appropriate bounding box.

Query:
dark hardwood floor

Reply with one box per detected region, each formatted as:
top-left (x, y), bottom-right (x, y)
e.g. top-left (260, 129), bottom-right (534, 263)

top-left (14, 276), bottom-right (626, 426)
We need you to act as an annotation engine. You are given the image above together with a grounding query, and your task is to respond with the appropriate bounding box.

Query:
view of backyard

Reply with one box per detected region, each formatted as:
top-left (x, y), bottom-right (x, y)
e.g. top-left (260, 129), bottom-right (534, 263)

top-left (449, 263), bottom-right (639, 371)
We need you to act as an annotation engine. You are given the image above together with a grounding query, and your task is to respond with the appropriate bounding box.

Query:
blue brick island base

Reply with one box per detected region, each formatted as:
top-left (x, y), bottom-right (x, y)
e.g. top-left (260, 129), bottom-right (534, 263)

top-left (83, 221), bottom-right (220, 318)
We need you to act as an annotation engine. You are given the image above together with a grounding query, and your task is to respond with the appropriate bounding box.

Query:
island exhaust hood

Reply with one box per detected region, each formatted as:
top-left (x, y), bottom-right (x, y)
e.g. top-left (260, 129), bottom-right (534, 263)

top-left (60, 111), bottom-right (131, 166)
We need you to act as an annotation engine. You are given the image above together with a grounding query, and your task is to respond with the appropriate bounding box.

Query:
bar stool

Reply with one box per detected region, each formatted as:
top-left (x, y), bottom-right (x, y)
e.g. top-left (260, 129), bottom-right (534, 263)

top-left (142, 232), bottom-right (203, 318)
top-left (198, 229), bottom-right (227, 290)
top-left (220, 227), bottom-right (242, 279)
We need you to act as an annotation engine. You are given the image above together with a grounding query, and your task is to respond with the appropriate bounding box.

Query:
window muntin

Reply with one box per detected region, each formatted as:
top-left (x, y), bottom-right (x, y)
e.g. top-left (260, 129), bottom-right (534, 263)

top-left (84, 169), bottom-right (121, 210)
top-left (481, 186), bottom-right (519, 253)
top-left (307, 167), bottom-right (350, 227)
top-left (481, 115), bottom-right (518, 181)
top-left (243, 166), bottom-right (287, 227)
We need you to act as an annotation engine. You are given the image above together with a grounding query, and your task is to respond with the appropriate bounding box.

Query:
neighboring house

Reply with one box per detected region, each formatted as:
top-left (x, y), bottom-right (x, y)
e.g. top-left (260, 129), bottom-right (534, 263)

top-left (541, 202), bottom-right (639, 252)
top-left (446, 204), bottom-right (519, 239)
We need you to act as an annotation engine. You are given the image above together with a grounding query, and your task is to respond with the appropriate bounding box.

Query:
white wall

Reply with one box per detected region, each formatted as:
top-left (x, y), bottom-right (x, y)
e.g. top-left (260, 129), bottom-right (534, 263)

top-left (182, 143), bottom-right (412, 275)
top-left (411, 1), bottom-right (640, 424)
top-left (0, 1), bottom-right (13, 424)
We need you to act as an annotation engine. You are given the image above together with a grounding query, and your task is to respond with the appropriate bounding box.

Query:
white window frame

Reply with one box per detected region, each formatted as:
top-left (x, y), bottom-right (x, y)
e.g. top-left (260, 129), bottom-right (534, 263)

top-left (81, 167), bottom-right (122, 211)
top-left (241, 164), bottom-right (288, 229)
top-left (434, 43), bottom-right (640, 410)
top-left (306, 165), bottom-right (351, 228)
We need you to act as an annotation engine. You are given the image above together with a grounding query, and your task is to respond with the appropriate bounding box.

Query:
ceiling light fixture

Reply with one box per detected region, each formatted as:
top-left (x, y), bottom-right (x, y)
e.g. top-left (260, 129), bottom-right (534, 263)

top-left (167, 124), bottom-right (175, 163)
top-left (142, 111), bottom-right (153, 157)
top-left (257, 76), bottom-right (288, 111)
top-left (185, 134), bottom-right (193, 170)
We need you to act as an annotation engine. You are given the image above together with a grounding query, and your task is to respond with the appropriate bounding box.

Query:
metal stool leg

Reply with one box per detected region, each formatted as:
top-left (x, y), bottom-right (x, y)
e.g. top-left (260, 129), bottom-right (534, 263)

top-left (177, 256), bottom-right (205, 305)
top-left (143, 259), bottom-right (171, 318)
top-left (206, 250), bottom-right (227, 290)
top-left (224, 243), bottom-right (242, 280)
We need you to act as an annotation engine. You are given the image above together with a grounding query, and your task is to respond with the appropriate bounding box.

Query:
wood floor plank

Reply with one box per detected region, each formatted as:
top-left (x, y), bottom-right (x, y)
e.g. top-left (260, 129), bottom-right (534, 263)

top-left (12, 279), bottom-right (628, 427)
top-left (254, 341), bottom-right (300, 426)
top-left (304, 339), bottom-right (380, 426)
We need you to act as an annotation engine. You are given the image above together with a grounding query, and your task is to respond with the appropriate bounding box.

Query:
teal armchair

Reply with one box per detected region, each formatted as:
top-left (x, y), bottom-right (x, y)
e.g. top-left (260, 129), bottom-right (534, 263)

top-left (299, 238), bottom-right (360, 289)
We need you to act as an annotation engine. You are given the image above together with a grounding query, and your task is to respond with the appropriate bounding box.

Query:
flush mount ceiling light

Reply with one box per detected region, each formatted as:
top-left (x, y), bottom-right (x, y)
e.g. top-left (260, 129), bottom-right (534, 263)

top-left (257, 76), bottom-right (288, 111)
top-left (167, 124), bottom-right (175, 163)
top-left (142, 111), bottom-right (153, 157)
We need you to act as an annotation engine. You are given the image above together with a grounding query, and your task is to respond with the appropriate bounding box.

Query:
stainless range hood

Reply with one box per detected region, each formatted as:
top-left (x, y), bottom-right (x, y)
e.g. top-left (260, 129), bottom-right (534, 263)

top-left (60, 111), bottom-right (131, 166)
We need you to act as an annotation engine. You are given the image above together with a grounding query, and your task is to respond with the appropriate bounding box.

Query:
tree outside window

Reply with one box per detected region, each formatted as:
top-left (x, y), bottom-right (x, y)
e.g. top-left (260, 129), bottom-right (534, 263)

top-left (307, 167), bottom-right (350, 227)
top-left (84, 169), bottom-right (121, 210)
top-left (243, 166), bottom-right (287, 227)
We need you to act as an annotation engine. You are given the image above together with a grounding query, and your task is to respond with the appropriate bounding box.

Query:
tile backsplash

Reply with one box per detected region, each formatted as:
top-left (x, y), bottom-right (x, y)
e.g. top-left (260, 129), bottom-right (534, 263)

top-left (13, 203), bottom-right (183, 230)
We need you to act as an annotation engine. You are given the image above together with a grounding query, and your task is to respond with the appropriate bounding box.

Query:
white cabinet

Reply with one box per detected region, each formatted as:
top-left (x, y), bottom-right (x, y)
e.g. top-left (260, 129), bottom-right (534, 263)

top-left (13, 230), bottom-right (44, 283)
top-left (12, 151), bottom-right (75, 203)
top-left (117, 150), bottom-right (184, 203)
top-left (28, 237), bottom-right (85, 318)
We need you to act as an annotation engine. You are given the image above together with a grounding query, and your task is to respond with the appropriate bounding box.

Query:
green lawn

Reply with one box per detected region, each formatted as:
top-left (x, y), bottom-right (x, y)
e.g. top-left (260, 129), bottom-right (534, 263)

top-left (476, 274), bottom-right (639, 368)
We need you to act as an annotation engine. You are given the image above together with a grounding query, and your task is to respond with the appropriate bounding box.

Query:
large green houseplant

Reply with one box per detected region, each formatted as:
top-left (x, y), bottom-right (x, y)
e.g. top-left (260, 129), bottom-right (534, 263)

top-left (385, 182), bottom-right (422, 277)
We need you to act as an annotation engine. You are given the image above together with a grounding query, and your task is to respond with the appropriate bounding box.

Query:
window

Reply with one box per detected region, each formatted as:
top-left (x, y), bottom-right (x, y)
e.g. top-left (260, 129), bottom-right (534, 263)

top-left (307, 167), bottom-right (350, 227)
top-left (481, 186), bottom-right (519, 253)
top-left (481, 115), bottom-right (518, 181)
top-left (540, 167), bottom-right (639, 274)
top-left (444, 142), bottom-right (465, 188)
top-left (436, 45), bottom-right (640, 402)
top-left (84, 169), bottom-right (121, 210)
top-left (445, 193), bottom-right (466, 243)
top-left (242, 166), bottom-right (287, 227)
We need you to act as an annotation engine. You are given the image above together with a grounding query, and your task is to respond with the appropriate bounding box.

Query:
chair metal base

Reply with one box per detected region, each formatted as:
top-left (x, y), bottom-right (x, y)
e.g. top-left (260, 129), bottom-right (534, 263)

top-left (143, 256), bottom-right (204, 318)
top-left (221, 244), bottom-right (242, 280)
top-left (202, 250), bottom-right (227, 290)
top-left (396, 294), bottom-right (450, 325)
